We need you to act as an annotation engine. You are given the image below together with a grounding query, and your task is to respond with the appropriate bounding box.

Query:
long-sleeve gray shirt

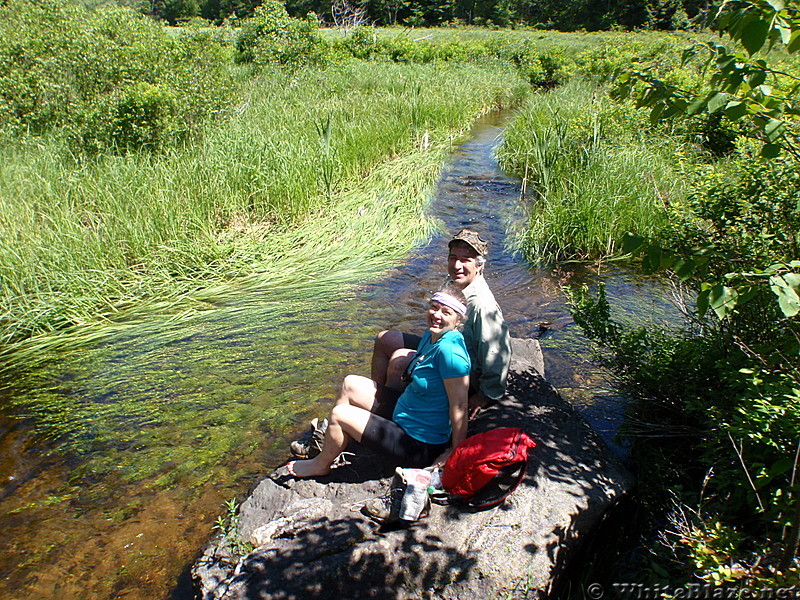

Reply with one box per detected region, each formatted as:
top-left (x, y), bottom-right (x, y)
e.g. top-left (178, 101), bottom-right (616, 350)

top-left (460, 275), bottom-right (512, 400)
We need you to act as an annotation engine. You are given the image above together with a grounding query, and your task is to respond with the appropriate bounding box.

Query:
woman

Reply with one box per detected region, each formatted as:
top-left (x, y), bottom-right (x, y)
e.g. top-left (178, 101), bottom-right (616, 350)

top-left (284, 285), bottom-right (471, 478)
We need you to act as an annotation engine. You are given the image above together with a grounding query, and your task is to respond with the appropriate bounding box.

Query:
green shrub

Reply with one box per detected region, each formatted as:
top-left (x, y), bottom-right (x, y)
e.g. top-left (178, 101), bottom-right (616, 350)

top-left (378, 34), bottom-right (433, 63)
top-left (0, 0), bottom-right (237, 152)
top-left (661, 158), bottom-right (800, 271)
top-left (572, 34), bottom-right (690, 84)
top-left (568, 274), bottom-right (800, 587)
top-left (343, 26), bottom-right (378, 59)
top-left (109, 82), bottom-right (180, 151)
top-left (236, 1), bottom-right (329, 67)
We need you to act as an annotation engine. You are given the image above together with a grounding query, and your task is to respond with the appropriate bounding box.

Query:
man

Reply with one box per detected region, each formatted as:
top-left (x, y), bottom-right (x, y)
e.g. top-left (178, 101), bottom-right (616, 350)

top-left (371, 228), bottom-right (512, 418)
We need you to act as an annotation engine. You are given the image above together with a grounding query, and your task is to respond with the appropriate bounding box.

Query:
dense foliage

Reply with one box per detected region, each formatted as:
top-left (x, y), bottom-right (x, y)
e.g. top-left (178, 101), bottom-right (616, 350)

top-left (560, 0), bottom-right (800, 590)
top-left (0, 0), bottom-right (238, 153)
top-left (182, 0), bottom-right (713, 30)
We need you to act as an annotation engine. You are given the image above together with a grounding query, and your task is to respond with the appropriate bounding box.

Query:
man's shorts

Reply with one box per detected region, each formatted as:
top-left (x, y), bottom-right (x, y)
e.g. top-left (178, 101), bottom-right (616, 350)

top-left (402, 332), bottom-right (421, 350)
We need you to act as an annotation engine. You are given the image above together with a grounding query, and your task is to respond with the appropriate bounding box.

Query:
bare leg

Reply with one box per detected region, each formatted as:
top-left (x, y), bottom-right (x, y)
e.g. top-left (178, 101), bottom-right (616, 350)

top-left (335, 374), bottom-right (380, 410)
top-left (385, 349), bottom-right (415, 390)
top-left (370, 330), bottom-right (405, 385)
top-left (290, 404), bottom-right (372, 478)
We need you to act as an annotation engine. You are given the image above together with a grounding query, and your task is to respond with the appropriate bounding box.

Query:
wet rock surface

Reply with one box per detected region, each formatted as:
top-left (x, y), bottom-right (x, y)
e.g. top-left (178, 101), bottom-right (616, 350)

top-left (191, 338), bottom-right (632, 599)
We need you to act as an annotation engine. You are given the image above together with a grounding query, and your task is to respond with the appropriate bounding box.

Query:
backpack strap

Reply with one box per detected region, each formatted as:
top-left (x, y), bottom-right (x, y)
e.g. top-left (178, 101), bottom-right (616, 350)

top-left (464, 460), bottom-right (528, 509)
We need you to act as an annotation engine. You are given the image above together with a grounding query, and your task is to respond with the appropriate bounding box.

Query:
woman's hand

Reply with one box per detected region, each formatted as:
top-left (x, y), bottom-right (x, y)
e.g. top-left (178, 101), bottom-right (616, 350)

top-left (431, 447), bottom-right (453, 468)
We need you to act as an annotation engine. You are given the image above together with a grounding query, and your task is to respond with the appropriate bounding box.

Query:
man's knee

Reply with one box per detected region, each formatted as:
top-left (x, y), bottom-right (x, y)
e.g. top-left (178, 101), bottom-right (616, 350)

top-left (387, 350), bottom-right (415, 382)
top-left (329, 403), bottom-right (348, 423)
top-left (374, 329), bottom-right (404, 356)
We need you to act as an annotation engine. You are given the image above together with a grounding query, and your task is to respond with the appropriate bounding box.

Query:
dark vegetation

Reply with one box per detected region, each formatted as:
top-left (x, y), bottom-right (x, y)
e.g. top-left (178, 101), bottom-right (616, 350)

top-left (565, 1), bottom-right (800, 590)
top-left (0, 0), bottom-right (237, 152)
top-left (141, 0), bottom-right (713, 32)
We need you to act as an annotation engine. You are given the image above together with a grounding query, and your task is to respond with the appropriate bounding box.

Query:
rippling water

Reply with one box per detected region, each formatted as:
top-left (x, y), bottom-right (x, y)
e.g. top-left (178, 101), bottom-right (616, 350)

top-left (0, 112), bottom-right (679, 600)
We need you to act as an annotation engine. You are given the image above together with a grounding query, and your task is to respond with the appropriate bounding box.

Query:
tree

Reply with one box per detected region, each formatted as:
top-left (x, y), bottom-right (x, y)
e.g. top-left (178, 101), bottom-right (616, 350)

top-left (158, 0), bottom-right (200, 23)
top-left (330, 0), bottom-right (369, 30)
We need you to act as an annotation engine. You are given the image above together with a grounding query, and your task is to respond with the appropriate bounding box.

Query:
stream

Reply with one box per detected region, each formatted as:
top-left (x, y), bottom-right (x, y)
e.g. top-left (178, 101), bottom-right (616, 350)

top-left (0, 112), bottom-right (679, 600)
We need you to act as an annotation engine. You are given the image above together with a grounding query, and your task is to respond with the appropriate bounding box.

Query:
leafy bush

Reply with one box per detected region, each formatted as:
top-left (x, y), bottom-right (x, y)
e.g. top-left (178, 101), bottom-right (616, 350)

top-left (0, 0), bottom-right (236, 153)
top-left (342, 25), bottom-right (379, 59)
top-left (378, 34), bottom-right (438, 63)
top-left (106, 82), bottom-right (180, 151)
top-left (569, 276), bottom-right (800, 587)
top-left (236, 0), bottom-right (330, 66)
top-left (678, 159), bottom-right (800, 267)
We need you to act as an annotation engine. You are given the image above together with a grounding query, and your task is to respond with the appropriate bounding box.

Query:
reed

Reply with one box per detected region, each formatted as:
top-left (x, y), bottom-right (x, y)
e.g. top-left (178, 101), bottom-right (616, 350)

top-left (0, 61), bottom-right (527, 367)
top-left (498, 79), bottom-right (690, 263)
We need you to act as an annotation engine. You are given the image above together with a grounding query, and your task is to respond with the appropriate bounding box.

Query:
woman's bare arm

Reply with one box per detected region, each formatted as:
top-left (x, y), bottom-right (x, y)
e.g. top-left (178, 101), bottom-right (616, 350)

top-left (431, 375), bottom-right (469, 467)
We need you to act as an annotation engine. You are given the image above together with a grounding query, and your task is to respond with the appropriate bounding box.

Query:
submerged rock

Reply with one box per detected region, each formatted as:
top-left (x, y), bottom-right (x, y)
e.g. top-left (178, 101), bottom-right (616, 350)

top-left (192, 338), bottom-right (632, 599)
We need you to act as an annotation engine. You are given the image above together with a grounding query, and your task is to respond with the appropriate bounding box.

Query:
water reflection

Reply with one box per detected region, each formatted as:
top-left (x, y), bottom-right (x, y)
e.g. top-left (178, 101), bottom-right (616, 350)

top-left (0, 112), bottom-right (680, 600)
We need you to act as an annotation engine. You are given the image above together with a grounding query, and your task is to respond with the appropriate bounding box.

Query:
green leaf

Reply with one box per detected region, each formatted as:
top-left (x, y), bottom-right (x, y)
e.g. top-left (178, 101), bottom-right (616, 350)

top-left (649, 102), bottom-right (665, 123)
top-left (621, 232), bottom-right (645, 254)
top-left (707, 91), bottom-right (730, 113)
top-left (687, 96), bottom-right (707, 115)
top-left (757, 84), bottom-right (774, 97)
top-left (736, 285), bottom-right (758, 306)
top-left (643, 244), bottom-right (662, 273)
top-left (725, 100), bottom-right (749, 120)
top-left (783, 273), bottom-right (800, 290)
top-left (789, 29), bottom-right (800, 53)
top-left (769, 457), bottom-right (793, 478)
top-left (740, 15), bottom-right (770, 55)
top-left (769, 274), bottom-right (800, 317)
top-left (709, 284), bottom-right (738, 319)
top-left (674, 258), bottom-right (696, 280)
top-left (671, 98), bottom-right (689, 113)
top-left (765, 118), bottom-right (786, 142)
top-left (765, 0), bottom-right (786, 11)
top-left (746, 69), bottom-right (767, 88)
top-left (776, 22), bottom-right (792, 45)
top-left (716, 54), bottom-right (737, 71)
top-left (761, 143), bottom-right (782, 158)
top-left (697, 288), bottom-right (710, 318)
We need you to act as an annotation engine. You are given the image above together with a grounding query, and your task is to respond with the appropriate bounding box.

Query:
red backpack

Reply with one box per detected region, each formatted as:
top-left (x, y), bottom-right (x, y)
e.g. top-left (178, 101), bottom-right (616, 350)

top-left (442, 427), bottom-right (536, 509)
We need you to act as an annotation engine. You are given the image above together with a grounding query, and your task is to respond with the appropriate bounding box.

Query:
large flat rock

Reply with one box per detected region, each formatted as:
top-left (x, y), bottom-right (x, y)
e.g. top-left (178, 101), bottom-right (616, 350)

top-left (192, 338), bottom-right (632, 599)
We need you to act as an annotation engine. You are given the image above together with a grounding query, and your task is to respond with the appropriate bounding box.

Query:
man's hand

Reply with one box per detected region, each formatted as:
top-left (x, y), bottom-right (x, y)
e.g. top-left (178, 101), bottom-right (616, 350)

top-left (468, 391), bottom-right (490, 420)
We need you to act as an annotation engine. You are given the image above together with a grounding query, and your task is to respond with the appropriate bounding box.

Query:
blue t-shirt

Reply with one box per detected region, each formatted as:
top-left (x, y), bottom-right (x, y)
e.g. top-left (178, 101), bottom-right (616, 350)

top-left (392, 329), bottom-right (471, 445)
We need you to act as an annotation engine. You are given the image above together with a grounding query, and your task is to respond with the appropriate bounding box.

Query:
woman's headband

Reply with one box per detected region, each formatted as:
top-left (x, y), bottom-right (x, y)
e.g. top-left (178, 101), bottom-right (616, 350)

top-left (430, 292), bottom-right (467, 316)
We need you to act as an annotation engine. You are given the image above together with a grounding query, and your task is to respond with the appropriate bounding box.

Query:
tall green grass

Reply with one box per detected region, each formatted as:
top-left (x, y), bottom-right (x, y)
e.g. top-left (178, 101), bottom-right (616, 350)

top-left (498, 79), bottom-right (691, 263)
top-left (0, 61), bottom-right (528, 365)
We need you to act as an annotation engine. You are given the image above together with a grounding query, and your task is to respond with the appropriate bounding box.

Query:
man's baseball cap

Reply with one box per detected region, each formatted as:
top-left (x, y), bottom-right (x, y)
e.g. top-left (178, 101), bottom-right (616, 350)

top-left (449, 229), bottom-right (488, 257)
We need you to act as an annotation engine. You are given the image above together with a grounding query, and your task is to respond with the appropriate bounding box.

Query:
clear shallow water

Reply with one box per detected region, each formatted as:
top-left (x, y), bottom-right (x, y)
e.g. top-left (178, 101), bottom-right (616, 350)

top-left (0, 112), bottom-right (679, 600)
